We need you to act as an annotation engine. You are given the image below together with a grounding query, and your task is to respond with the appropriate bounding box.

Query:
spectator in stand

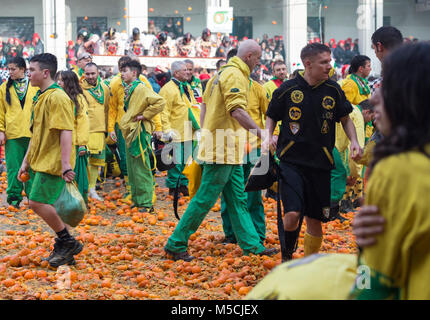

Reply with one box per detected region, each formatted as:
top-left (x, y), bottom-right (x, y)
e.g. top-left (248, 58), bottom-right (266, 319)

top-left (32, 33), bottom-right (44, 55)
top-left (126, 28), bottom-right (145, 57)
top-left (195, 28), bottom-right (215, 58)
top-left (215, 36), bottom-right (233, 58)
top-left (22, 41), bottom-right (34, 62)
top-left (261, 42), bottom-right (273, 69)
top-left (103, 27), bottom-right (119, 56)
top-left (163, 18), bottom-right (179, 38)
top-left (176, 33), bottom-right (195, 57)
top-left (90, 21), bottom-right (102, 37)
top-left (352, 38), bottom-right (360, 55)
top-left (66, 41), bottom-right (77, 69)
top-left (148, 20), bottom-right (157, 35)
top-left (333, 40), bottom-right (346, 67)
top-left (149, 32), bottom-right (171, 57)
top-left (344, 41), bottom-right (355, 65)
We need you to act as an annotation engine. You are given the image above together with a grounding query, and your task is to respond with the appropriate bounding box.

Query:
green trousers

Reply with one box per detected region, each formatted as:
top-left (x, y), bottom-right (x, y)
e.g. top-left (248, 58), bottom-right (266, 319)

top-left (165, 164), bottom-right (266, 255)
top-left (125, 131), bottom-right (154, 208)
top-left (330, 147), bottom-right (347, 203)
top-left (166, 141), bottom-right (193, 189)
top-left (115, 122), bottom-right (127, 177)
top-left (5, 137), bottom-right (33, 203)
top-left (221, 148), bottom-right (265, 243)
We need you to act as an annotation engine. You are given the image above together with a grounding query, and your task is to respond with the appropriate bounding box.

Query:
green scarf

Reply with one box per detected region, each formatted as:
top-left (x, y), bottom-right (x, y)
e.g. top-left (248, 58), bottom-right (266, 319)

top-left (13, 77), bottom-right (29, 101)
top-left (123, 79), bottom-right (142, 112)
top-left (86, 77), bottom-right (105, 105)
top-left (174, 78), bottom-right (200, 131)
top-left (189, 76), bottom-right (201, 89)
top-left (350, 74), bottom-right (370, 96)
top-left (78, 68), bottom-right (84, 77)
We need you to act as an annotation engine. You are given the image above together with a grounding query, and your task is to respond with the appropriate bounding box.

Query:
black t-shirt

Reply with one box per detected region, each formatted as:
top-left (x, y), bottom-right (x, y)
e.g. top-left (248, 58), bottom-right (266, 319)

top-left (266, 72), bottom-right (353, 171)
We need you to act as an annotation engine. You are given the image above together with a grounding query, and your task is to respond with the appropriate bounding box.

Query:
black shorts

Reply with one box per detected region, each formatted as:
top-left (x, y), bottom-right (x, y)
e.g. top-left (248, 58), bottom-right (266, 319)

top-left (278, 161), bottom-right (331, 222)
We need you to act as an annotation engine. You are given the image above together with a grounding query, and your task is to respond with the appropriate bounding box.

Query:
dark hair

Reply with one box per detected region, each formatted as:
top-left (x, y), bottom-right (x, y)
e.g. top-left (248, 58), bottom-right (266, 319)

top-left (272, 60), bottom-right (287, 69)
top-left (371, 26), bottom-right (403, 51)
top-left (226, 48), bottom-right (238, 62)
top-left (30, 53), bottom-right (57, 79)
top-left (122, 60), bottom-right (142, 76)
top-left (5, 56), bottom-right (27, 105)
top-left (300, 43), bottom-right (331, 62)
top-left (349, 55), bottom-right (371, 74)
top-left (118, 55), bottom-right (132, 69)
top-left (358, 99), bottom-right (373, 111)
top-left (289, 69), bottom-right (304, 80)
top-left (55, 70), bottom-right (86, 114)
top-left (84, 62), bottom-right (99, 70)
top-left (370, 42), bottom-right (430, 174)
top-left (216, 59), bottom-right (226, 70)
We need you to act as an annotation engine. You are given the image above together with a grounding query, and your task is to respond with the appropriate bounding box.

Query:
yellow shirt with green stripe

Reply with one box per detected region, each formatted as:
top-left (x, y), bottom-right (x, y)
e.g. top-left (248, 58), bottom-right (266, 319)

top-left (74, 93), bottom-right (90, 146)
top-left (159, 79), bottom-right (199, 142)
top-left (198, 56), bottom-right (250, 165)
top-left (27, 86), bottom-right (76, 176)
top-left (247, 80), bottom-right (269, 149)
top-left (119, 82), bottom-right (165, 147)
top-left (108, 73), bottom-right (162, 134)
top-left (350, 145), bottom-right (430, 300)
top-left (0, 81), bottom-right (39, 139)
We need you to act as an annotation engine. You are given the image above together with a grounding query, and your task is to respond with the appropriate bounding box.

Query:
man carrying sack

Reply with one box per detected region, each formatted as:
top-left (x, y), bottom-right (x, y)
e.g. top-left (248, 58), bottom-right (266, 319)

top-left (18, 53), bottom-right (83, 268)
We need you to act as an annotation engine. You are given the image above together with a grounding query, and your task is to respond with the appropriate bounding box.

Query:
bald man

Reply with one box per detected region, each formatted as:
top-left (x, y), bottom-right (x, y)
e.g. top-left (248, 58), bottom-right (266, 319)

top-left (164, 40), bottom-right (278, 261)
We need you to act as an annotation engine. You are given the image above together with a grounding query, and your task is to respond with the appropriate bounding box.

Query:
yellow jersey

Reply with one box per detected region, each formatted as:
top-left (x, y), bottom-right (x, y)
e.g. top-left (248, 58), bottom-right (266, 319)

top-left (27, 85), bottom-right (75, 176)
top-left (0, 80), bottom-right (38, 139)
top-left (198, 56), bottom-right (250, 165)
top-left (350, 144), bottom-right (430, 299)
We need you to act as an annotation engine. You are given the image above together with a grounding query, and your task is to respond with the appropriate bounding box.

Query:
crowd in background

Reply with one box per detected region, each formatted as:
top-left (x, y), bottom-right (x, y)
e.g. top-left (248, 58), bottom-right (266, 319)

top-left (0, 25), bottom-right (421, 84)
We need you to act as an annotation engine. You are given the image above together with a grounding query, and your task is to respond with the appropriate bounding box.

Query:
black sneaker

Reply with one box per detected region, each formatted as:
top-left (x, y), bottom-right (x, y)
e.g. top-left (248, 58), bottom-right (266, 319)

top-left (222, 237), bottom-right (237, 245)
top-left (164, 248), bottom-right (195, 262)
top-left (48, 238), bottom-right (83, 268)
top-left (258, 247), bottom-right (279, 257)
top-left (11, 200), bottom-right (21, 209)
top-left (139, 206), bottom-right (154, 214)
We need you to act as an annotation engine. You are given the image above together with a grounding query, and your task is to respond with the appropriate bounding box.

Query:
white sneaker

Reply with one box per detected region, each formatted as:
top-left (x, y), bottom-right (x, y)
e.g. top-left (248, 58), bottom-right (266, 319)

top-left (89, 189), bottom-right (103, 201)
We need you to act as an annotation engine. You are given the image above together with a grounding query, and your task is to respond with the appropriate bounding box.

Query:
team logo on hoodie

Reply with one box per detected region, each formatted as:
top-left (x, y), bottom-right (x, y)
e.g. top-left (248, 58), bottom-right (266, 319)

top-left (291, 90), bottom-right (304, 104)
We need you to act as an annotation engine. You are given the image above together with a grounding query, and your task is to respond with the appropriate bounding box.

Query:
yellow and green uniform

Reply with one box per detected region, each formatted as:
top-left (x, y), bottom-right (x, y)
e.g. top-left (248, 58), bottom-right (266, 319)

top-left (247, 254), bottom-right (357, 300)
top-left (0, 78), bottom-right (38, 204)
top-left (108, 73), bottom-right (161, 177)
top-left (119, 80), bottom-right (165, 208)
top-left (27, 83), bottom-right (75, 204)
top-left (72, 65), bottom-right (85, 83)
top-left (330, 74), bottom-right (371, 203)
top-left (73, 94), bottom-right (90, 203)
top-left (188, 75), bottom-right (203, 103)
top-left (159, 79), bottom-right (200, 189)
top-left (165, 56), bottom-right (266, 256)
top-left (82, 78), bottom-right (110, 190)
top-left (221, 79), bottom-right (269, 243)
top-left (350, 145), bottom-right (430, 299)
